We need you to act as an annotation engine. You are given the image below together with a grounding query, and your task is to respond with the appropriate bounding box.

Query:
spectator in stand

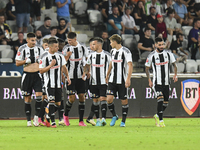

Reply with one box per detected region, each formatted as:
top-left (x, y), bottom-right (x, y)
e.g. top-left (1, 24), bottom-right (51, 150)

top-left (14, 0), bottom-right (31, 33)
top-left (147, 6), bottom-right (157, 35)
top-left (122, 6), bottom-right (138, 35)
top-left (13, 32), bottom-right (26, 56)
top-left (37, 17), bottom-right (51, 37)
top-left (56, 18), bottom-right (70, 41)
top-left (35, 30), bottom-right (43, 46)
top-left (194, 35), bottom-right (200, 59)
top-left (188, 18), bottom-right (200, 59)
top-left (58, 38), bottom-right (65, 52)
top-left (117, 0), bottom-right (129, 15)
top-left (162, 0), bottom-right (173, 14)
top-left (107, 6), bottom-right (125, 36)
top-left (41, 38), bottom-right (48, 50)
top-left (101, 0), bottom-right (117, 22)
top-left (55, 0), bottom-right (71, 23)
top-left (88, 0), bottom-right (103, 10)
top-left (170, 33), bottom-right (188, 62)
top-left (133, 1), bottom-right (146, 28)
top-left (6, 0), bottom-right (16, 20)
top-left (138, 27), bottom-right (155, 58)
top-left (0, 0), bottom-right (6, 15)
top-left (188, 4), bottom-right (200, 20)
top-left (101, 31), bottom-right (111, 52)
top-left (0, 15), bottom-right (12, 45)
top-left (173, 0), bottom-right (192, 26)
top-left (41, 26), bottom-right (58, 45)
top-left (145, 0), bottom-right (161, 16)
top-left (156, 14), bottom-right (167, 41)
top-left (42, 0), bottom-right (53, 9)
top-left (30, 0), bottom-right (41, 24)
top-left (165, 8), bottom-right (182, 36)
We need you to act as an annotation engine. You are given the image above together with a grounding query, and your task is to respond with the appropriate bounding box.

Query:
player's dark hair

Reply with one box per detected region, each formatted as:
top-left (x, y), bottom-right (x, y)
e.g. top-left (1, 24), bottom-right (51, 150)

top-left (93, 37), bottom-right (104, 44)
top-left (155, 37), bottom-right (163, 43)
top-left (67, 32), bottom-right (77, 39)
top-left (42, 38), bottom-right (49, 44)
top-left (48, 37), bottom-right (58, 45)
top-left (109, 34), bottom-right (122, 44)
top-left (27, 32), bottom-right (36, 38)
top-left (89, 37), bottom-right (94, 43)
top-left (176, 33), bottom-right (183, 39)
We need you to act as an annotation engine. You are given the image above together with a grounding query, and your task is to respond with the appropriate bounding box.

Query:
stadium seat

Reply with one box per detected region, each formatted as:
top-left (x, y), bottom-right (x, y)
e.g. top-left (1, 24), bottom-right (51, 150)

top-left (73, 0), bottom-right (84, 3)
top-left (0, 48), bottom-right (13, 63)
top-left (75, 2), bottom-right (87, 15)
top-left (185, 59), bottom-right (198, 73)
top-left (88, 10), bottom-right (102, 26)
top-left (6, 20), bottom-right (17, 32)
top-left (182, 26), bottom-right (193, 37)
top-left (135, 25), bottom-right (140, 31)
top-left (11, 33), bottom-right (18, 41)
top-left (34, 21), bottom-right (44, 30)
top-left (77, 34), bottom-right (88, 44)
top-left (134, 34), bottom-right (140, 42)
top-left (171, 63), bottom-right (185, 73)
top-left (151, 35), bottom-right (155, 41)
top-left (41, 9), bottom-right (54, 15)
top-left (121, 34), bottom-right (133, 41)
top-left (196, 59), bottom-right (200, 71)
top-left (27, 25), bottom-right (34, 32)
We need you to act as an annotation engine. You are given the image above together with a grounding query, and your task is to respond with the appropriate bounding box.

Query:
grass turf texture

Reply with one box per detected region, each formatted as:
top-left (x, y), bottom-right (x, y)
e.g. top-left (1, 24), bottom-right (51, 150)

top-left (0, 118), bottom-right (200, 150)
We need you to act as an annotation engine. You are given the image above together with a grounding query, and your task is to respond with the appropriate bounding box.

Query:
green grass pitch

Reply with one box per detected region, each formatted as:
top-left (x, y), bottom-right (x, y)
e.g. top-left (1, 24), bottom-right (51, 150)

top-left (0, 118), bottom-right (200, 150)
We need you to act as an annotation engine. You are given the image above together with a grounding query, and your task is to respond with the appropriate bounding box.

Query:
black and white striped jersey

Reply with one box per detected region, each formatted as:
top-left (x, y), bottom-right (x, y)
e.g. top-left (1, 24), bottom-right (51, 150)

top-left (39, 51), bottom-right (66, 88)
top-left (15, 44), bottom-right (44, 66)
top-left (145, 49), bottom-right (176, 86)
top-left (62, 42), bottom-right (88, 79)
top-left (109, 46), bottom-right (132, 84)
top-left (87, 47), bottom-right (93, 55)
top-left (87, 50), bottom-right (111, 85)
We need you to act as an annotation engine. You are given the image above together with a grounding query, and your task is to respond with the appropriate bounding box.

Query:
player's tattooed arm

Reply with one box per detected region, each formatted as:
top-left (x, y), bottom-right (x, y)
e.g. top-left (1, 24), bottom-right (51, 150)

top-left (172, 63), bottom-right (178, 82)
top-left (145, 66), bottom-right (153, 87)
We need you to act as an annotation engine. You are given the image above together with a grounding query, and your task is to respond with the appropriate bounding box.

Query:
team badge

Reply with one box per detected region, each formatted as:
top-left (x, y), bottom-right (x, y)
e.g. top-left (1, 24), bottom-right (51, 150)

top-left (146, 59), bottom-right (148, 63)
top-left (39, 60), bottom-right (42, 64)
top-left (17, 51), bottom-right (21, 56)
top-left (180, 79), bottom-right (200, 115)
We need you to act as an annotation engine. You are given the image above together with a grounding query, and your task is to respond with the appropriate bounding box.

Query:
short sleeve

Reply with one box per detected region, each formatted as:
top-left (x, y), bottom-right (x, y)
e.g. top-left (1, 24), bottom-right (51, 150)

top-left (86, 54), bottom-right (92, 65)
top-left (83, 46), bottom-right (88, 58)
top-left (145, 54), bottom-right (152, 67)
top-left (125, 51), bottom-right (132, 63)
top-left (39, 56), bottom-right (46, 69)
top-left (15, 46), bottom-right (24, 61)
top-left (61, 54), bottom-right (67, 66)
top-left (62, 45), bottom-right (70, 56)
top-left (169, 51), bottom-right (176, 63)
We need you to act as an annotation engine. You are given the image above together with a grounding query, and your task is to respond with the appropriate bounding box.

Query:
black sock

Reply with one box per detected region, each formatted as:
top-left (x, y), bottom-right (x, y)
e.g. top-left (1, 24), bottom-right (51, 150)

top-left (35, 96), bottom-right (42, 116)
top-left (25, 102), bottom-right (31, 121)
top-left (58, 100), bottom-right (64, 121)
top-left (79, 102), bottom-right (85, 122)
top-left (101, 101), bottom-right (107, 119)
top-left (64, 100), bottom-right (73, 116)
top-left (93, 101), bottom-right (100, 119)
top-left (108, 102), bottom-right (116, 116)
top-left (38, 99), bottom-right (48, 121)
top-left (122, 104), bottom-right (129, 123)
top-left (87, 103), bottom-right (95, 120)
top-left (49, 102), bottom-right (55, 123)
top-left (157, 99), bottom-right (164, 121)
top-left (163, 102), bottom-right (168, 111)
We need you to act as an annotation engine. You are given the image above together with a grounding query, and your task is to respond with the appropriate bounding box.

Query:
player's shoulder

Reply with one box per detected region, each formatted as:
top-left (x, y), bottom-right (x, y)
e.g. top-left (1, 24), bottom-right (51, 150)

top-left (18, 44), bottom-right (27, 52)
top-left (122, 46), bottom-right (131, 53)
top-left (103, 50), bottom-right (111, 56)
top-left (147, 50), bottom-right (156, 58)
top-left (56, 51), bottom-right (64, 56)
top-left (163, 49), bottom-right (172, 54)
top-left (63, 44), bottom-right (70, 50)
top-left (40, 51), bottom-right (49, 59)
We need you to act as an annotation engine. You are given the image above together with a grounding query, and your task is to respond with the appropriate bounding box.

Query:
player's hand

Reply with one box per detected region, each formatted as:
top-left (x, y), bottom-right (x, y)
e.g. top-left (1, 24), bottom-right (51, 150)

top-left (67, 77), bottom-right (71, 85)
top-left (173, 75), bottom-right (178, 83)
top-left (86, 72), bottom-right (91, 79)
top-left (149, 79), bottom-right (153, 87)
top-left (105, 76), bottom-right (109, 84)
top-left (125, 79), bottom-right (131, 88)
top-left (50, 59), bottom-right (56, 67)
top-left (82, 72), bottom-right (86, 81)
top-left (25, 57), bottom-right (31, 64)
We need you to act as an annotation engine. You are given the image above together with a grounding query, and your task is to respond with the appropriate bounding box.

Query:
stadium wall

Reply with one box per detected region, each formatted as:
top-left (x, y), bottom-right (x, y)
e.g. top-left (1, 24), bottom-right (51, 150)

top-left (0, 74), bottom-right (200, 118)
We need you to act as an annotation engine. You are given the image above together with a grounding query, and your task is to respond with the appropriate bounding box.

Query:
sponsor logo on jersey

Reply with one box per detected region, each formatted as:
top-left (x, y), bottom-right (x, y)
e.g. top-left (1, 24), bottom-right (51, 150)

top-left (112, 59), bottom-right (123, 63)
top-left (17, 51), bottom-right (21, 56)
top-left (155, 61), bottom-right (168, 66)
top-left (69, 58), bottom-right (82, 62)
top-left (180, 79), bottom-right (200, 115)
top-left (51, 65), bottom-right (60, 69)
top-left (92, 64), bottom-right (105, 67)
